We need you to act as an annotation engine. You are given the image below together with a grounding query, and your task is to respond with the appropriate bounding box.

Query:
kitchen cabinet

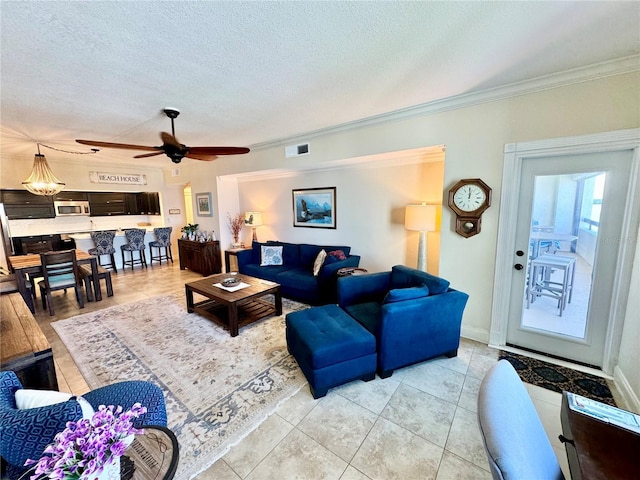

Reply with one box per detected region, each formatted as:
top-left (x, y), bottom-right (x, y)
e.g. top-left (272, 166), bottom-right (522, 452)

top-left (1, 189), bottom-right (55, 220)
top-left (53, 191), bottom-right (88, 201)
top-left (87, 192), bottom-right (160, 216)
top-left (138, 192), bottom-right (161, 215)
top-left (88, 192), bottom-right (128, 216)
top-left (178, 239), bottom-right (222, 276)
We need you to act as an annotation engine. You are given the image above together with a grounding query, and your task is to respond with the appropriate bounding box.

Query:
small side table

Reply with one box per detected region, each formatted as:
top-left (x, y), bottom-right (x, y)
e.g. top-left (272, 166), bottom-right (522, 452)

top-left (125, 425), bottom-right (179, 479)
top-left (337, 267), bottom-right (368, 277)
top-left (225, 247), bottom-right (251, 272)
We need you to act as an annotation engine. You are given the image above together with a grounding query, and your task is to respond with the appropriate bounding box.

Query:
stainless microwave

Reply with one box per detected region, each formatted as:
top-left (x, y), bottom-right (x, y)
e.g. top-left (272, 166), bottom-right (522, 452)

top-left (54, 200), bottom-right (91, 216)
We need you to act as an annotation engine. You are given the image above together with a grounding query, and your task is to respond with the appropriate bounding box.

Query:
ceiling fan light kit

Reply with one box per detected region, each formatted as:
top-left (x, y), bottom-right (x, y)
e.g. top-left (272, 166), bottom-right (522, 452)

top-left (76, 108), bottom-right (250, 164)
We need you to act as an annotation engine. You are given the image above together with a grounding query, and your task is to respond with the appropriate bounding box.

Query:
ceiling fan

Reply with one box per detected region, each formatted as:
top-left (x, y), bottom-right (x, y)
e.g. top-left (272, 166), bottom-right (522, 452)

top-left (76, 108), bottom-right (250, 164)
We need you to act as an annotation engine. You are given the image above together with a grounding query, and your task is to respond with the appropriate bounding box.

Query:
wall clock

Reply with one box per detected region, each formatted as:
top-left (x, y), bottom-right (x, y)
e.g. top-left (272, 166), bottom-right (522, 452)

top-left (447, 178), bottom-right (492, 238)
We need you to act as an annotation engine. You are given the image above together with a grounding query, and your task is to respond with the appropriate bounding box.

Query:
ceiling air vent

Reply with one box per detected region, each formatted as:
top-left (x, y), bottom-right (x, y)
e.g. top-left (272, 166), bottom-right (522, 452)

top-left (285, 143), bottom-right (310, 158)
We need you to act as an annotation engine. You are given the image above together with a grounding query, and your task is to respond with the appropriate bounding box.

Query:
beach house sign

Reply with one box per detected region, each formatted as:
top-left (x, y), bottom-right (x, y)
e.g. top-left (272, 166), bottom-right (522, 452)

top-left (89, 171), bottom-right (147, 185)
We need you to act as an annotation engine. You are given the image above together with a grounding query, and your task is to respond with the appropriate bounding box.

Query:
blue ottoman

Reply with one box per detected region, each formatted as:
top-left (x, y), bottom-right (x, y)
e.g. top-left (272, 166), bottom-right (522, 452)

top-left (286, 304), bottom-right (377, 399)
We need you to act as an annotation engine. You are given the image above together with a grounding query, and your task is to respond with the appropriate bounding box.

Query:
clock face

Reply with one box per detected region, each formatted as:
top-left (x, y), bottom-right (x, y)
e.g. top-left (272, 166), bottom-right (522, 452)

top-left (453, 184), bottom-right (487, 212)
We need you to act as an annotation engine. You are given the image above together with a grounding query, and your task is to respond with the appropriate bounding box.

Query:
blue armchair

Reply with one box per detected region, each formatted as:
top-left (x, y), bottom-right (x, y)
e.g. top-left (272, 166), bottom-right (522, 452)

top-left (0, 371), bottom-right (167, 480)
top-left (337, 265), bottom-right (469, 378)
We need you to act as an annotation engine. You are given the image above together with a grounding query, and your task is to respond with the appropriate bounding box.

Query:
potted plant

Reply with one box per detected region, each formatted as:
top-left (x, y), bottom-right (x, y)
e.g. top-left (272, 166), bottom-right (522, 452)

top-left (227, 213), bottom-right (244, 248)
top-left (181, 223), bottom-right (199, 240)
top-left (26, 403), bottom-right (147, 480)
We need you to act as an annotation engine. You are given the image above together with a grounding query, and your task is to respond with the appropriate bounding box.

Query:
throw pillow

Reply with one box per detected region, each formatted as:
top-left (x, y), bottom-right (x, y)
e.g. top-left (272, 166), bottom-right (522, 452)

top-left (260, 245), bottom-right (284, 266)
top-left (15, 389), bottom-right (95, 419)
top-left (327, 249), bottom-right (347, 261)
top-left (323, 254), bottom-right (339, 265)
top-left (383, 284), bottom-right (430, 303)
top-left (313, 249), bottom-right (327, 276)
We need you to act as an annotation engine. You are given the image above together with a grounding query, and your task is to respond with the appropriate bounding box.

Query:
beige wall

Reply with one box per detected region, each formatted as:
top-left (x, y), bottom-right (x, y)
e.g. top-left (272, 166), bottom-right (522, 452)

top-left (233, 155), bottom-right (444, 274)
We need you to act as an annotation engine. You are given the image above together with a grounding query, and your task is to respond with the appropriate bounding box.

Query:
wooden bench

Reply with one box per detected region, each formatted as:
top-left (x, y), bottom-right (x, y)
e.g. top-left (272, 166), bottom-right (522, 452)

top-left (0, 292), bottom-right (58, 389)
top-left (79, 263), bottom-right (113, 301)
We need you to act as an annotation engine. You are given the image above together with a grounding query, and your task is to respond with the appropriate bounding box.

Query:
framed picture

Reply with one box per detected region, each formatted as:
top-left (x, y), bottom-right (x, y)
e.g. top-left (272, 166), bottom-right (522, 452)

top-left (196, 192), bottom-right (213, 217)
top-left (292, 187), bottom-right (336, 229)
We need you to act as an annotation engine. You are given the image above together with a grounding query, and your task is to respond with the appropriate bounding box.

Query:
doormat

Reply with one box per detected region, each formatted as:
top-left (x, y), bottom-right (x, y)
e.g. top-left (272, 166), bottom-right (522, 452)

top-left (499, 351), bottom-right (616, 406)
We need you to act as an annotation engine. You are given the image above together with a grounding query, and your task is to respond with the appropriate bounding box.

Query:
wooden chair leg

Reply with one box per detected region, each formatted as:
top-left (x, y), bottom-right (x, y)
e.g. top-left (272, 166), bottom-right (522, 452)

top-left (84, 276), bottom-right (95, 302)
top-left (75, 285), bottom-right (84, 308)
top-left (105, 272), bottom-right (113, 297)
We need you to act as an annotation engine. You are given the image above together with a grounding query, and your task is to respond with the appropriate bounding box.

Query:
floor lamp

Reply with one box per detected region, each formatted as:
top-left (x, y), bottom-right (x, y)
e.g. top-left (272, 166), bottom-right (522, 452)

top-left (405, 203), bottom-right (436, 271)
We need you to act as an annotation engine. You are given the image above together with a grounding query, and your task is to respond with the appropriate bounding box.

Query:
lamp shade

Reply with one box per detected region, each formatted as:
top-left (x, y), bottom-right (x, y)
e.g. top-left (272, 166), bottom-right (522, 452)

top-left (244, 212), bottom-right (263, 227)
top-left (22, 153), bottom-right (65, 196)
top-left (405, 204), bottom-right (436, 232)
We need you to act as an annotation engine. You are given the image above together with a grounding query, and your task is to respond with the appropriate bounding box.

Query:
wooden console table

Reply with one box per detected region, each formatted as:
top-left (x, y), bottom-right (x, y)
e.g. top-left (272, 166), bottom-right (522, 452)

top-left (178, 239), bottom-right (222, 276)
top-left (560, 391), bottom-right (640, 479)
top-left (0, 293), bottom-right (58, 390)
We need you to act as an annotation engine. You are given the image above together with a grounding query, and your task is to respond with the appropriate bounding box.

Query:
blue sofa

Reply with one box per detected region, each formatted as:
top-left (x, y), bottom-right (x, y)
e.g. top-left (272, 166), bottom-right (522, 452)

top-left (337, 265), bottom-right (469, 378)
top-left (236, 241), bottom-right (360, 304)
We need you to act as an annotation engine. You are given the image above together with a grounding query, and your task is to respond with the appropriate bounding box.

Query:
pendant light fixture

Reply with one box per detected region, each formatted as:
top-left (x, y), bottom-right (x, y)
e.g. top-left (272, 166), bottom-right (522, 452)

top-left (22, 144), bottom-right (65, 196)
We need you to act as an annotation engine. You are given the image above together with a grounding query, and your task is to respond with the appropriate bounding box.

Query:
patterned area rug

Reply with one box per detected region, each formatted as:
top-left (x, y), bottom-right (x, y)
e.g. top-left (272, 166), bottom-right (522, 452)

top-left (499, 351), bottom-right (616, 406)
top-left (52, 293), bottom-right (309, 479)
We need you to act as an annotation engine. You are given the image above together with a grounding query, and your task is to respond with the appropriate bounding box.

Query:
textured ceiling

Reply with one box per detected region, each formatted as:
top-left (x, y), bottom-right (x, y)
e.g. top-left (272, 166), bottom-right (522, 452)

top-left (1, 1), bottom-right (639, 168)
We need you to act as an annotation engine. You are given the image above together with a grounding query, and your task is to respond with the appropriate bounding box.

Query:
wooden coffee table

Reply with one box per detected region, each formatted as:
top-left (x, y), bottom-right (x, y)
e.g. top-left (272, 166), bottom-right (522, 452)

top-left (185, 273), bottom-right (282, 337)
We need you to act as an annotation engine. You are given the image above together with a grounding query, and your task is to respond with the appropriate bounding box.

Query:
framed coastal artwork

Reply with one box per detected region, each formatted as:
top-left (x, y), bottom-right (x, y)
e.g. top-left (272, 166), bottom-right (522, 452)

top-left (196, 192), bottom-right (213, 217)
top-left (292, 187), bottom-right (336, 229)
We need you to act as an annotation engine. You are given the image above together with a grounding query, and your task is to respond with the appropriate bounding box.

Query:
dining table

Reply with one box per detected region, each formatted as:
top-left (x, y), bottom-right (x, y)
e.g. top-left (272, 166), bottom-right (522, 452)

top-left (8, 250), bottom-right (101, 313)
top-left (529, 231), bottom-right (578, 258)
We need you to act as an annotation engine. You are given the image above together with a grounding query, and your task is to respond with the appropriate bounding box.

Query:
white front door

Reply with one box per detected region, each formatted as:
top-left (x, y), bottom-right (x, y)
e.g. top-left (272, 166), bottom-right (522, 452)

top-left (491, 129), bottom-right (639, 372)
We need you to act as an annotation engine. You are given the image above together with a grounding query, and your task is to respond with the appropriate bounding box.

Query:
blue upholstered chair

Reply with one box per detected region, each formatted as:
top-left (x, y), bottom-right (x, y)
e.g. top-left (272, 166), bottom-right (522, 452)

top-left (477, 360), bottom-right (565, 480)
top-left (149, 227), bottom-right (173, 265)
top-left (88, 230), bottom-right (118, 272)
top-left (120, 228), bottom-right (147, 270)
top-left (0, 370), bottom-right (167, 480)
top-left (337, 265), bottom-right (469, 378)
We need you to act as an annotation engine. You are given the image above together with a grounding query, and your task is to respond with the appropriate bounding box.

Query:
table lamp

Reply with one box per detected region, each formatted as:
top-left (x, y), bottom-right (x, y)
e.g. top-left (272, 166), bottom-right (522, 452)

top-left (405, 203), bottom-right (436, 271)
top-left (244, 212), bottom-right (263, 242)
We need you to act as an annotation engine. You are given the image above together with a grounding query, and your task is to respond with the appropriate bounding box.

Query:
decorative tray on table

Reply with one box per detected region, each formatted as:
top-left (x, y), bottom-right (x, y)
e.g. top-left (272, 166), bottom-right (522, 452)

top-left (221, 277), bottom-right (240, 287)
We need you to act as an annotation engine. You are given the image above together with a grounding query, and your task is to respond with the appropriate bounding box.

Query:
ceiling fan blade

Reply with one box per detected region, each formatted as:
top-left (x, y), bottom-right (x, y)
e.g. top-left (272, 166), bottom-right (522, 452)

top-left (76, 139), bottom-right (159, 152)
top-left (185, 152), bottom-right (218, 161)
top-left (160, 132), bottom-right (183, 149)
top-left (189, 146), bottom-right (250, 155)
top-left (133, 151), bottom-right (165, 159)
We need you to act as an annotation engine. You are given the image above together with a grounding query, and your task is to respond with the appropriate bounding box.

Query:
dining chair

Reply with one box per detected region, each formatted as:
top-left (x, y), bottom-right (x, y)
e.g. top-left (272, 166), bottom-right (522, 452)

top-left (22, 240), bottom-right (53, 254)
top-left (38, 249), bottom-right (85, 316)
top-left (120, 228), bottom-right (148, 270)
top-left (88, 230), bottom-right (118, 272)
top-left (149, 227), bottom-right (173, 265)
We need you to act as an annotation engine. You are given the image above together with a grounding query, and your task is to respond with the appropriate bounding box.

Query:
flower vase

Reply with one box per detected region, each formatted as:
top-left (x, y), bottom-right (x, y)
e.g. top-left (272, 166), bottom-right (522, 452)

top-left (96, 456), bottom-right (120, 480)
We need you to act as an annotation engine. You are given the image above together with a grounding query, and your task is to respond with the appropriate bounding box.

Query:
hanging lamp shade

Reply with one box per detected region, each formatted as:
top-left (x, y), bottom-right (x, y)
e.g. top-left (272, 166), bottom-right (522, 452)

top-left (22, 152), bottom-right (65, 196)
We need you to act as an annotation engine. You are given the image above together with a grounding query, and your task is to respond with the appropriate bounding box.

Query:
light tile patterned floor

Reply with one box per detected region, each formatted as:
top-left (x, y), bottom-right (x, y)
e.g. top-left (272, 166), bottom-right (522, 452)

top-left (29, 261), bottom-right (571, 479)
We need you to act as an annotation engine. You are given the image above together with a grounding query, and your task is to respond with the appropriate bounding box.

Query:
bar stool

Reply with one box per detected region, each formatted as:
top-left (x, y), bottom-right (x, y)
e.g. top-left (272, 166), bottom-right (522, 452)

top-left (88, 230), bottom-right (118, 272)
top-left (149, 227), bottom-right (173, 265)
top-left (120, 228), bottom-right (147, 270)
top-left (527, 254), bottom-right (576, 316)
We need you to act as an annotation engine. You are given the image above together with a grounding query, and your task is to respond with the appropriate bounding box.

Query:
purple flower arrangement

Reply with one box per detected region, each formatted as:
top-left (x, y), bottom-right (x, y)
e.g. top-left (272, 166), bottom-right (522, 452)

top-left (26, 403), bottom-right (147, 480)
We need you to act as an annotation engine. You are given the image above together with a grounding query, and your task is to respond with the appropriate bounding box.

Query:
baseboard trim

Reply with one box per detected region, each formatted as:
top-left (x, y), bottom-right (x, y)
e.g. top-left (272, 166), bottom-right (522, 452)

top-left (614, 365), bottom-right (640, 413)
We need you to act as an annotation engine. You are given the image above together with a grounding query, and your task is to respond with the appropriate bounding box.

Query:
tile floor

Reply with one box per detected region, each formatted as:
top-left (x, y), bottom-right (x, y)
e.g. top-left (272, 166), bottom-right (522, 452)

top-left (28, 261), bottom-right (572, 480)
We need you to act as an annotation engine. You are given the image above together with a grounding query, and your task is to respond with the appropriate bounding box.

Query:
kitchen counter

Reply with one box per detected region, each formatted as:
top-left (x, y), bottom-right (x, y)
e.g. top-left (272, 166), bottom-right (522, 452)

top-left (70, 229), bottom-right (160, 270)
top-left (68, 227), bottom-right (156, 240)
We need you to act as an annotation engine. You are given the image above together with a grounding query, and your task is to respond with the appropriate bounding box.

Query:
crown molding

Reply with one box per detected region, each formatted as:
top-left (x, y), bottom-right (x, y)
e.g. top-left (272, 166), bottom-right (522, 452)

top-left (250, 55), bottom-right (640, 151)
